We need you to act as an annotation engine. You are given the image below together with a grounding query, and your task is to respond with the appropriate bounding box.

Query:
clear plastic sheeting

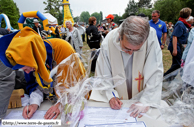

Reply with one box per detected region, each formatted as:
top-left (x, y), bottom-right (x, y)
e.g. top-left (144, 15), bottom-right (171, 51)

top-left (50, 50), bottom-right (125, 127)
top-left (129, 68), bottom-right (194, 127)
top-left (182, 40), bottom-right (194, 87)
top-left (162, 68), bottom-right (183, 106)
top-left (160, 68), bottom-right (194, 127)
top-left (159, 100), bottom-right (194, 127)
top-left (79, 48), bottom-right (100, 74)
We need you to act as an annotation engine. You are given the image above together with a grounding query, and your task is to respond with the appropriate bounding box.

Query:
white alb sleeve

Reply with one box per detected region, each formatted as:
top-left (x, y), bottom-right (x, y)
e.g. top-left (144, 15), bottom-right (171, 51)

top-left (30, 88), bottom-right (43, 107)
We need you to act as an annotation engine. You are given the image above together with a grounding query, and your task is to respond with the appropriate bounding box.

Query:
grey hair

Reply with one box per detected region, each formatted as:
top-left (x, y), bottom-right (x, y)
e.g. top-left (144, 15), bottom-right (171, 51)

top-left (119, 16), bottom-right (150, 46)
top-left (65, 20), bottom-right (72, 25)
top-left (152, 10), bottom-right (160, 15)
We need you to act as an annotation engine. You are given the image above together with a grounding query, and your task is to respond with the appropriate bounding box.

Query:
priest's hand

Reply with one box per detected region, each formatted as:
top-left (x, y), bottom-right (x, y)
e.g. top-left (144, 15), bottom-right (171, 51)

top-left (22, 104), bottom-right (38, 119)
top-left (127, 102), bottom-right (150, 118)
top-left (44, 102), bottom-right (60, 119)
top-left (109, 97), bottom-right (123, 110)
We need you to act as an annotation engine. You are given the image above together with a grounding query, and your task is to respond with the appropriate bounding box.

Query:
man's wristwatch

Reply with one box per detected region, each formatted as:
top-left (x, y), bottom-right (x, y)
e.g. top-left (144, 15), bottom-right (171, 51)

top-left (162, 43), bottom-right (165, 46)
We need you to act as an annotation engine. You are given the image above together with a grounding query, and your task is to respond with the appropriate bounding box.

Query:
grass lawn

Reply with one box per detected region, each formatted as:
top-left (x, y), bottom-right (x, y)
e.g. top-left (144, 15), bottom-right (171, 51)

top-left (162, 46), bottom-right (172, 73)
top-left (82, 41), bottom-right (172, 74)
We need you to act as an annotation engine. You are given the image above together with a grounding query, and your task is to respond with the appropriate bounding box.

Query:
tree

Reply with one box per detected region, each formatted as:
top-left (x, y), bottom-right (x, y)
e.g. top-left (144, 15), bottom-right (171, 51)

top-left (137, 0), bottom-right (152, 8)
top-left (80, 11), bottom-right (90, 24)
top-left (113, 14), bottom-right (123, 24)
top-left (43, 0), bottom-right (63, 24)
top-left (180, 0), bottom-right (194, 17)
top-left (153, 0), bottom-right (185, 23)
top-left (73, 16), bottom-right (80, 22)
top-left (57, 9), bottom-right (63, 25)
top-left (100, 11), bottom-right (103, 21)
top-left (91, 12), bottom-right (101, 24)
top-left (123, 0), bottom-right (138, 19)
top-left (0, 0), bottom-right (20, 29)
top-left (122, 12), bottom-right (129, 19)
top-left (138, 8), bottom-right (153, 19)
top-left (14, 2), bottom-right (20, 18)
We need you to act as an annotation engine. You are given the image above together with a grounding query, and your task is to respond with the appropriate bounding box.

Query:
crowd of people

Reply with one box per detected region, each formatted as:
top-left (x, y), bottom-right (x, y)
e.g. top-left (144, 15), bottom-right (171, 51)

top-left (0, 7), bottom-right (194, 122)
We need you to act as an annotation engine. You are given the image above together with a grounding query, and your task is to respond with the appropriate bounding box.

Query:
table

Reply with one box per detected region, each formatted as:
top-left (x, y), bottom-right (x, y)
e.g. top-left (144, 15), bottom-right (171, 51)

top-left (5, 100), bottom-right (181, 127)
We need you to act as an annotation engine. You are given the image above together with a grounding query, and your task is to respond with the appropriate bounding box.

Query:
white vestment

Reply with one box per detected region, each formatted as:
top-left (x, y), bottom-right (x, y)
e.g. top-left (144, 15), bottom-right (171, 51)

top-left (90, 27), bottom-right (163, 106)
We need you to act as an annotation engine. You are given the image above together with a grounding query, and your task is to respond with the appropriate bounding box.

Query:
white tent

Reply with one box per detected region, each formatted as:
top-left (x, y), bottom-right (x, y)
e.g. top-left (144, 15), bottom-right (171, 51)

top-left (43, 13), bottom-right (58, 25)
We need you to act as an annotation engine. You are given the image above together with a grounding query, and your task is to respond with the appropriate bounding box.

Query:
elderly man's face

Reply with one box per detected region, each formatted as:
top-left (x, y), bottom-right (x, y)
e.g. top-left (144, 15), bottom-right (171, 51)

top-left (66, 22), bottom-right (71, 29)
top-left (152, 13), bottom-right (160, 23)
top-left (120, 35), bottom-right (144, 55)
top-left (34, 23), bottom-right (39, 27)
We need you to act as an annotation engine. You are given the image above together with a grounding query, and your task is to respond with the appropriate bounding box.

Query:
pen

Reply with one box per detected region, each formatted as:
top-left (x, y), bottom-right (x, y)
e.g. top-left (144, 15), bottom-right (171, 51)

top-left (112, 91), bottom-right (117, 99)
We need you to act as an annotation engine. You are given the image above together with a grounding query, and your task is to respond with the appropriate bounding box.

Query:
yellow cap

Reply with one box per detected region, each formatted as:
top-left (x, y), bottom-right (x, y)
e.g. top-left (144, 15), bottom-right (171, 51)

top-left (62, 0), bottom-right (70, 4)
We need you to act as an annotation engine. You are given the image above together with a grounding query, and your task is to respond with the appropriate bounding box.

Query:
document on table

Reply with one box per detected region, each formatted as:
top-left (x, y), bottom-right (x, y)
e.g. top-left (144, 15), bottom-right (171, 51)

top-left (78, 107), bottom-right (137, 127)
top-left (84, 121), bottom-right (146, 127)
top-left (5, 110), bottom-right (46, 119)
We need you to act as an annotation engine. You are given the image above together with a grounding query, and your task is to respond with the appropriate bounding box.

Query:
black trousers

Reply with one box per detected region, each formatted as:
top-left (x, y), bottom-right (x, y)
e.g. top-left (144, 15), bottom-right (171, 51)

top-left (164, 50), bottom-right (182, 76)
top-left (82, 34), bottom-right (85, 42)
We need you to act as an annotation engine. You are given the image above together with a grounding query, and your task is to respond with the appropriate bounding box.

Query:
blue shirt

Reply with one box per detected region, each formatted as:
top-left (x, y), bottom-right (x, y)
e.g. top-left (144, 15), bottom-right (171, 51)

top-left (168, 21), bottom-right (189, 53)
top-left (149, 19), bottom-right (167, 45)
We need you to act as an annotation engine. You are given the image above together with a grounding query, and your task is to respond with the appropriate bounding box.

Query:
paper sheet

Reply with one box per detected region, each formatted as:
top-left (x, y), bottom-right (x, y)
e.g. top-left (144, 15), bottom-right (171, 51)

top-left (78, 107), bottom-right (137, 127)
top-left (84, 121), bottom-right (146, 127)
top-left (4, 110), bottom-right (46, 119)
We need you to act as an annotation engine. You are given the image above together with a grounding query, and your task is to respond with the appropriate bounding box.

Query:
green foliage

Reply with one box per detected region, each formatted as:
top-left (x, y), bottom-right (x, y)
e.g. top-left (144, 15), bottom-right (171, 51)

top-left (153, 0), bottom-right (185, 23)
top-left (91, 12), bottom-right (101, 24)
top-left (0, 0), bottom-right (20, 29)
top-left (125, 0), bottom-right (138, 15)
top-left (137, 0), bottom-right (152, 8)
top-left (122, 12), bottom-right (129, 19)
top-left (113, 14), bottom-right (123, 24)
top-left (43, 0), bottom-right (63, 24)
top-left (180, 0), bottom-right (194, 17)
top-left (73, 16), bottom-right (80, 22)
top-left (14, 2), bottom-right (20, 19)
top-left (79, 11), bottom-right (103, 24)
top-left (80, 11), bottom-right (90, 24)
top-left (58, 9), bottom-right (63, 25)
top-left (123, 0), bottom-right (152, 18)
top-left (138, 8), bottom-right (153, 19)
top-left (100, 11), bottom-right (103, 21)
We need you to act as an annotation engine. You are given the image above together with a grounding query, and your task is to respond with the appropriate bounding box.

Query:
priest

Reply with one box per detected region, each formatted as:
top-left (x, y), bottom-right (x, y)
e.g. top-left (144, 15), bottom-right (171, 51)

top-left (90, 16), bottom-right (163, 118)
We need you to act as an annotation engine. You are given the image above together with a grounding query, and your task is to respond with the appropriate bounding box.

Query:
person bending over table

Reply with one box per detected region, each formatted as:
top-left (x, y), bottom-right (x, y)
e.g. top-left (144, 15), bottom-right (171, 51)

top-left (0, 27), bottom-right (86, 119)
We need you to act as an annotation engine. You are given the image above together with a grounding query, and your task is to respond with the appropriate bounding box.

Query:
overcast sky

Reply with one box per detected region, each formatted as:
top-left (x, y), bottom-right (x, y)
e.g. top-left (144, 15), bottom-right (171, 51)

top-left (13, 0), bottom-right (136, 18)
